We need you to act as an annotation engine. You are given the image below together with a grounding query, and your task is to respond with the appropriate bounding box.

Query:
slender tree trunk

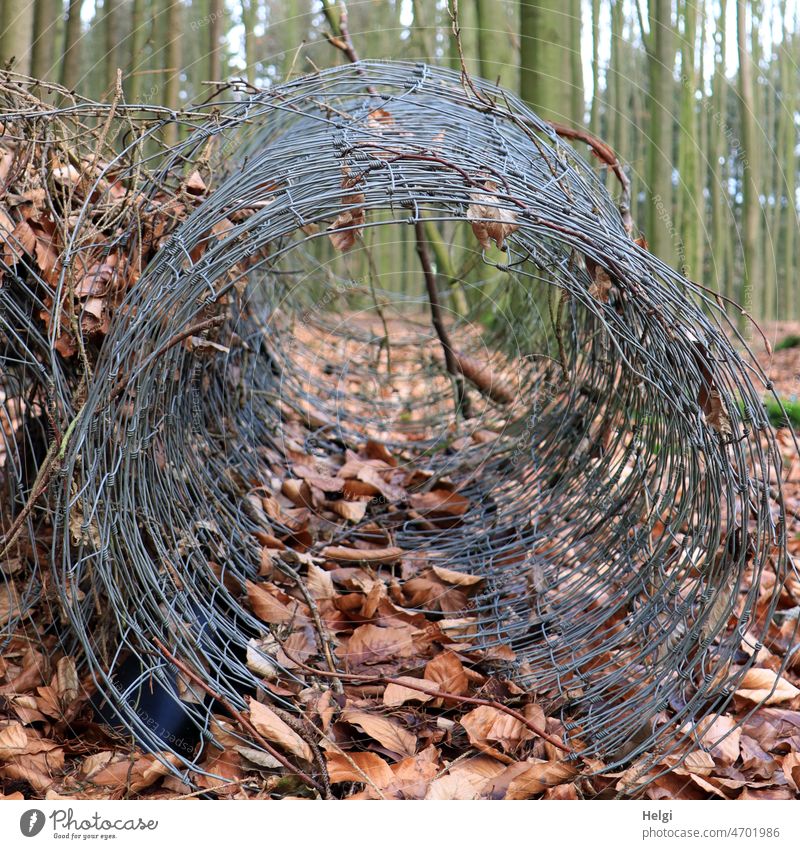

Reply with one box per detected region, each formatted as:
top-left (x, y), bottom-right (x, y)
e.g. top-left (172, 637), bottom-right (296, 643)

top-left (677, 0), bottom-right (700, 278)
top-left (606, 0), bottom-right (624, 192)
top-left (736, 0), bottom-right (759, 324)
top-left (474, 0), bottom-right (494, 80)
top-left (569, 0), bottom-right (583, 125)
top-left (163, 0), bottom-right (182, 145)
top-left (282, 0), bottom-right (301, 78)
top-left (31, 0), bottom-right (61, 81)
top-left (589, 0), bottom-right (601, 135)
top-left (126, 0), bottom-right (146, 102)
top-left (242, 0), bottom-right (256, 86)
top-left (780, 26), bottom-right (796, 317)
top-left (697, 0), bottom-right (707, 284)
top-left (103, 0), bottom-right (121, 94)
top-left (520, 0), bottom-right (574, 122)
top-left (0, 0), bottom-right (34, 74)
top-left (645, 0), bottom-right (676, 265)
top-left (709, 0), bottom-right (729, 300)
top-left (60, 0), bottom-right (83, 91)
top-left (209, 0), bottom-right (224, 84)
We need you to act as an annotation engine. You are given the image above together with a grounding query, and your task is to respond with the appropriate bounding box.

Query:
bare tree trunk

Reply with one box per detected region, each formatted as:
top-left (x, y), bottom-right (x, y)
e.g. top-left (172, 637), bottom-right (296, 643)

top-left (569, 0), bottom-right (583, 125)
top-left (589, 0), bottom-right (600, 135)
top-left (209, 0), bottom-right (224, 84)
top-left (709, 0), bottom-right (730, 300)
top-left (520, 0), bottom-right (573, 122)
top-left (644, 0), bottom-right (676, 265)
top-left (736, 0), bottom-right (759, 324)
top-left (104, 0), bottom-right (121, 95)
top-left (163, 0), bottom-right (182, 145)
top-left (60, 0), bottom-right (83, 91)
top-left (677, 0), bottom-right (700, 278)
top-left (126, 0), bottom-right (146, 103)
top-left (0, 0), bottom-right (34, 74)
top-left (780, 24), bottom-right (797, 317)
top-left (242, 0), bottom-right (256, 86)
top-left (31, 0), bottom-right (62, 81)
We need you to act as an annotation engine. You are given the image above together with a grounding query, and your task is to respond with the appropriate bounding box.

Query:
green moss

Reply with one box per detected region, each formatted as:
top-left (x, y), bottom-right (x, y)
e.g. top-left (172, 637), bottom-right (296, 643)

top-left (775, 334), bottom-right (800, 351)
top-left (763, 397), bottom-right (800, 430)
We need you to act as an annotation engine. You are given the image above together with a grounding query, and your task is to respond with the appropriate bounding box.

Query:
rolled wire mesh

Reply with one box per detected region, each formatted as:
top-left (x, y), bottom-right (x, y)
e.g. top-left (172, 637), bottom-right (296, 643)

top-left (1, 62), bottom-right (795, 789)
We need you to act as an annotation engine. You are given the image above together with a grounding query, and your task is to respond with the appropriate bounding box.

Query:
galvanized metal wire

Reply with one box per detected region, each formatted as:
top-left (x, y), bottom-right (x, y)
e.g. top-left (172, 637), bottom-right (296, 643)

top-left (1, 62), bottom-right (797, 791)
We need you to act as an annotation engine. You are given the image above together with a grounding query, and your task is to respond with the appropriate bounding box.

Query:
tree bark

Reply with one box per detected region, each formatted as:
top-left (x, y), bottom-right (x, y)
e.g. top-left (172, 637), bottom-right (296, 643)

top-left (126, 0), bottom-right (146, 102)
top-left (31, 0), bottom-right (61, 81)
top-left (736, 0), bottom-right (760, 324)
top-left (677, 0), bottom-right (701, 278)
top-left (60, 0), bottom-right (83, 91)
top-left (779, 23), bottom-right (796, 317)
top-left (644, 0), bottom-right (677, 265)
top-left (0, 0), bottom-right (34, 74)
top-left (104, 0), bottom-right (121, 95)
top-left (209, 0), bottom-right (224, 84)
top-left (242, 0), bottom-right (257, 86)
top-left (589, 0), bottom-right (601, 135)
top-left (520, 0), bottom-right (574, 122)
top-left (163, 0), bottom-right (182, 145)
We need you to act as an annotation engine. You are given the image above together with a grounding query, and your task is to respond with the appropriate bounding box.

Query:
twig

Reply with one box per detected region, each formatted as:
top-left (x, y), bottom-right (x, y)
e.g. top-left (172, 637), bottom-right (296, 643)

top-left (546, 120), bottom-right (633, 235)
top-left (109, 314), bottom-right (226, 403)
top-left (280, 644), bottom-right (573, 754)
top-left (320, 1), bottom-right (378, 95)
top-left (276, 559), bottom-right (344, 694)
top-left (448, 1), bottom-right (492, 106)
top-left (152, 637), bottom-right (324, 794)
top-left (414, 218), bottom-right (471, 419)
top-left (269, 703), bottom-right (333, 799)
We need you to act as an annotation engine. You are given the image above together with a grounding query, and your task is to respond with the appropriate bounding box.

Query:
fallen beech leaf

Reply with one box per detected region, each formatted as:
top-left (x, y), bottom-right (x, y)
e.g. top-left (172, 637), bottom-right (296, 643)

top-left (411, 490), bottom-right (470, 518)
top-left (0, 722), bottom-right (28, 759)
top-left (326, 750), bottom-right (394, 786)
top-left (426, 756), bottom-right (504, 800)
top-left (183, 170), bottom-right (207, 195)
top-left (431, 565), bottom-right (483, 587)
top-left (460, 705), bottom-right (533, 758)
top-left (248, 699), bottom-right (313, 762)
top-left (340, 708), bottom-right (417, 757)
top-left (386, 748), bottom-right (440, 799)
top-left (425, 773), bottom-right (481, 800)
top-left (0, 584), bottom-right (21, 628)
top-left (467, 181), bottom-right (519, 250)
top-left (674, 750), bottom-right (715, 777)
top-left (424, 651), bottom-right (469, 699)
top-left (322, 545), bottom-right (403, 564)
top-left (88, 752), bottom-right (178, 793)
top-left (329, 499), bottom-right (368, 523)
top-left (367, 108), bottom-right (394, 129)
top-left (482, 759), bottom-right (577, 799)
top-left (365, 440), bottom-right (397, 466)
top-left (340, 623), bottom-right (417, 664)
top-left (588, 264), bottom-right (613, 303)
top-left (329, 192), bottom-right (366, 252)
top-left (687, 714), bottom-right (741, 766)
top-left (306, 563), bottom-right (336, 600)
top-left (735, 668), bottom-right (800, 705)
top-left (782, 752), bottom-right (800, 791)
top-left (246, 580), bottom-right (302, 625)
top-left (55, 656), bottom-right (79, 705)
top-left (383, 676), bottom-right (438, 707)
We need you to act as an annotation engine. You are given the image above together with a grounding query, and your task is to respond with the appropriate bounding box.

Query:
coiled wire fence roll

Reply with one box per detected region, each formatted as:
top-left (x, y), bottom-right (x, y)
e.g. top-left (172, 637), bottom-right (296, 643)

top-left (0, 62), bottom-right (795, 787)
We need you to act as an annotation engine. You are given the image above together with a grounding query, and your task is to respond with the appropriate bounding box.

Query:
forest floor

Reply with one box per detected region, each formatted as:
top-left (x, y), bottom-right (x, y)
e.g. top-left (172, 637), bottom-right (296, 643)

top-left (1, 319), bottom-right (799, 802)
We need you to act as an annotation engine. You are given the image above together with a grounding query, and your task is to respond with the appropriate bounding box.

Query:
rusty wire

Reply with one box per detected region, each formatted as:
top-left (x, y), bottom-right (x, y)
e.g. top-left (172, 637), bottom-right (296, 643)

top-left (0, 62), bottom-right (797, 792)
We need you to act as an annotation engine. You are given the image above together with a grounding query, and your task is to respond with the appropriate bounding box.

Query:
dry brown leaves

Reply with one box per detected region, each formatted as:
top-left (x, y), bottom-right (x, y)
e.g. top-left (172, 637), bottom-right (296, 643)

top-left (466, 181), bottom-right (519, 251)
